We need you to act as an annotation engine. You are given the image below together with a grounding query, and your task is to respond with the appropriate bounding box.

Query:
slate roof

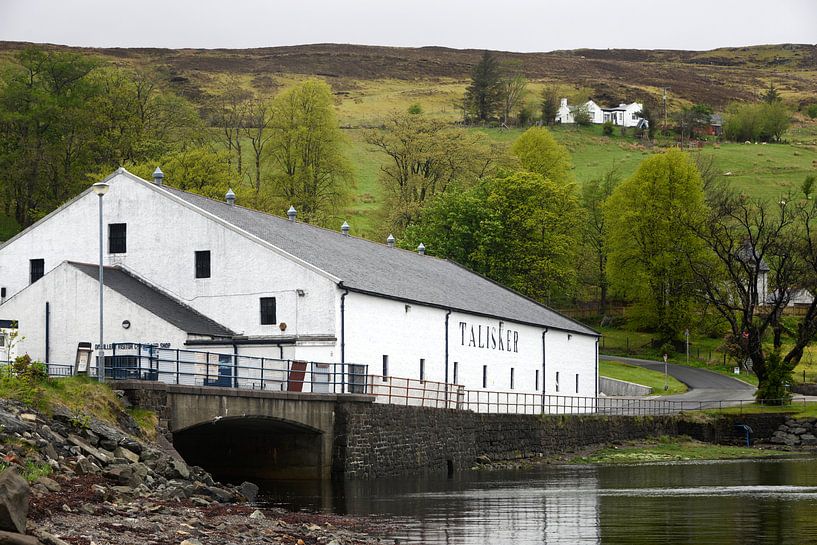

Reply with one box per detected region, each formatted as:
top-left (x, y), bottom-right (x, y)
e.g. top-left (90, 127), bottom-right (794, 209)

top-left (69, 262), bottom-right (234, 338)
top-left (159, 185), bottom-right (597, 336)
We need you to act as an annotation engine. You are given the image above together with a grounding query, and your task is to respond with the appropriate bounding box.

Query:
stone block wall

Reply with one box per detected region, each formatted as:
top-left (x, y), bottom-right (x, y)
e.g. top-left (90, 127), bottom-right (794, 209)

top-left (333, 403), bottom-right (791, 480)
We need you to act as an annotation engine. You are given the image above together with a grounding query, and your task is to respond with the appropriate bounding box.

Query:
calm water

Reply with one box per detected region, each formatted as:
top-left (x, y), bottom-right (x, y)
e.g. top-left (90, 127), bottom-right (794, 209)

top-left (259, 458), bottom-right (817, 545)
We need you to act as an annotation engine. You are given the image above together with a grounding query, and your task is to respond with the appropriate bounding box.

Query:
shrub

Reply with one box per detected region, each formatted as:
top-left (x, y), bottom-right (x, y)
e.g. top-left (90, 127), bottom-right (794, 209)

top-left (806, 104), bottom-right (817, 119)
top-left (407, 103), bottom-right (423, 115)
top-left (9, 355), bottom-right (47, 383)
top-left (723, 101), bottom-right (790, 142)
top-left (602, 120), bottom-right (614, 136)
top-left (756, 351), bottom-right (792, 405)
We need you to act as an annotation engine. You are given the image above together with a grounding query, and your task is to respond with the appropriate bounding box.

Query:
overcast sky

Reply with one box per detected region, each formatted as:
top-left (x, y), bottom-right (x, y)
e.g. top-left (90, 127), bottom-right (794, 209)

top-left (1, 0), bottom-right (815, 52)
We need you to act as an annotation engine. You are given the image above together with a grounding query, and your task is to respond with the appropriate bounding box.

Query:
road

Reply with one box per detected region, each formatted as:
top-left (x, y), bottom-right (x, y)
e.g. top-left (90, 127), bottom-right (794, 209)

top-left (602, 354), bottom-right (756, 407)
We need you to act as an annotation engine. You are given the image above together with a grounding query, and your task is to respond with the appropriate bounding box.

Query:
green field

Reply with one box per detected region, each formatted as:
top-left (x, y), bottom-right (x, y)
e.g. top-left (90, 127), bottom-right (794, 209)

top-left (599, 360), bottom-right (687, 395)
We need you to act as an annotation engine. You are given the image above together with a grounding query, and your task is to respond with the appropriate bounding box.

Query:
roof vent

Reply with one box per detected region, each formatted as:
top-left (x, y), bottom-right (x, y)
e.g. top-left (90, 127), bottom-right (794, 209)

top-left (386, 234), bottom-right (395, 248)
top-left (341, 221), bottom-right (350, 236)
top-left (417, 243), bottom-right (425, 255)
top-left (287, 205), bottom-right (297, 222)
top-left (152, 167), bottom-right (164, 186)
top-left (225, 188), bottom-right (236, 206)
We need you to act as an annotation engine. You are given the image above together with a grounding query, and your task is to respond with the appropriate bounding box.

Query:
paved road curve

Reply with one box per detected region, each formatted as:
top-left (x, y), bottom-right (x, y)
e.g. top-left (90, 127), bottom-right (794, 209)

top-left (601, 354), bottom-right (756, 405)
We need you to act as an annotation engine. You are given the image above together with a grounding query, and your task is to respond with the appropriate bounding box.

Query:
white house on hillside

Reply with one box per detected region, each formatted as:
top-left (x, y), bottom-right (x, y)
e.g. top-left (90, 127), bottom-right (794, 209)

top-left (556, 98), bottom-right (646, 128)
top-left (0, 169), bottom-right (599, 402)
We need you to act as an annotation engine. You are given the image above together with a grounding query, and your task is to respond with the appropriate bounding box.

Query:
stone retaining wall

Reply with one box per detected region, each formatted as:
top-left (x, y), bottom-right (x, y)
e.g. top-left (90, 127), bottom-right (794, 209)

top-left (792, 383), bottom-right (817, 396)
top-left (599, 377), bottom-right (653, 396)
top-left (333, 403), bottom-right (790, 479)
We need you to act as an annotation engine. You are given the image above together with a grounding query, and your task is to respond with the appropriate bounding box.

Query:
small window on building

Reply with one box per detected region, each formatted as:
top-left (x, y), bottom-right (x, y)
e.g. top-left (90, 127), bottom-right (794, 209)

top-left (382, 355), bottom-right (389, 382)
top-left (260, 297), bottom-right (276, 325)
top-left (419, 358), bottom-right (425, 383)
top-left (195, 251), bottom-right (211, 279)
top-left (482, 365), bottom-right (487, 389)
top-left (555, 371), bottom-right (560, 393)
top-left (108, 223), bottom-right (127, 254)
top-left (1, 287), bottom-right (6, 299)
top-left (510, 368), bottom-right (515, 390)
top-left (29, 259), bottom-right (44, 284)
top-left (535, 369), bottom-right (540, 391)
top-left (453, 362), bottom-right (459, 384)
top-left (575, 373), bottom-right (580, 394)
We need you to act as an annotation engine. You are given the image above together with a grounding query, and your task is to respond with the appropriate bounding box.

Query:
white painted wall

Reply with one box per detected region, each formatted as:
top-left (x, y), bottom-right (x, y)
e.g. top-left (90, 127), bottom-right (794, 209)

top-left (341, 291), bottom-right (598, 399)
top-left (0, 263), bottom-right (189, 365)
top-left (0, 172), bottom-right (338, 340)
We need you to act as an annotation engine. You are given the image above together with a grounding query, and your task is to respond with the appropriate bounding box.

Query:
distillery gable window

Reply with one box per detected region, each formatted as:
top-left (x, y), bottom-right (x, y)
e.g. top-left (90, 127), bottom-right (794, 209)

top-left (482, 365), bottom-right (488, 388)
top-left (419, 358), bottom-right (425, 383)
top-left (555, 371), bottom-right (560, 393)
top-left (382, 355), bottom-right (389, 382)
top-left (260, 297), bottom-right (277, 325)
top-left (195, 251), bottom-right (211, 279)
top-left (453, 361), bottom-right (459, 384)
top-left (510, 368), bottom-right (515, 390)
top-left (535, 369), bottom-right (540, 391)
top-left (29, 259), bottom-right (44, 284)
top-left (108, 223), bottom-right (127, 254)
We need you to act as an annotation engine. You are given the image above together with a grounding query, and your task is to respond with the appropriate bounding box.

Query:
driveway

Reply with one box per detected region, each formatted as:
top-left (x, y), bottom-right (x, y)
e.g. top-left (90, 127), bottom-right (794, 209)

top-left (602, 354), bottom-right (756, 408)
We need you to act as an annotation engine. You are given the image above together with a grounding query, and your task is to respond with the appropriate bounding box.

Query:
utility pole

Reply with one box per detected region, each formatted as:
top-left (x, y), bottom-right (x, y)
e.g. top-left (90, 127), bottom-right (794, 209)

top-left (662, 87), bottom-right (670, 135)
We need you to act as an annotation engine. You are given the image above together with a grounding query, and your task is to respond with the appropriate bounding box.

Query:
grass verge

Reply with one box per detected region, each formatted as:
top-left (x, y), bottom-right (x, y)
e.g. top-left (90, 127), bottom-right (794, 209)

top-left (599, 360), bottom-right (688, 395)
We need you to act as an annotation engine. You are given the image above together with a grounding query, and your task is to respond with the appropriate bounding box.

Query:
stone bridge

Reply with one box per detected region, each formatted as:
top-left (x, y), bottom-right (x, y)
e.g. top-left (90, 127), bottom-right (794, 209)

top-left (117, 380), bottom-right (373, 480)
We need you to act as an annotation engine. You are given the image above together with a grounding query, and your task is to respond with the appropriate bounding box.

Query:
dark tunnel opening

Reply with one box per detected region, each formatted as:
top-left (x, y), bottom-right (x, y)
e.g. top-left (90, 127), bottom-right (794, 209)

top-left (172, 416), bottom-right (324, 482)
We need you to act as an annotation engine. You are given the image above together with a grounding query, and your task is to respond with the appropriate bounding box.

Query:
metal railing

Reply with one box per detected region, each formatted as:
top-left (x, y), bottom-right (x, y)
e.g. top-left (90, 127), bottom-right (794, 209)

top-left (0, 360), bottom-right (74, 377)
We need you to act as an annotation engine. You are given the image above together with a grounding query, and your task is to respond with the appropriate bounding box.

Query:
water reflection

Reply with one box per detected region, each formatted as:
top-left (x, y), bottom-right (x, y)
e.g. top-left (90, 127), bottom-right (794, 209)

top-left (259, 458), bottom-right (817, 545)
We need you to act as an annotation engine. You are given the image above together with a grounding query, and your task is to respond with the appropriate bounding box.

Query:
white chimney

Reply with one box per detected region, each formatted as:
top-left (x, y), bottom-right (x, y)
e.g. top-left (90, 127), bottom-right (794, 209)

top-left (560, 98), bottom-right (568, 108)
top-left (417, 243), bottom-right (426, 255)
top-left (386, 234), bottom-right (395, 248)
top-left (287, 206), bottom-right (296, 222)
top-left (341, 221), bottom-right (350, 236)
top-left (152, 167), bottom-right (164, 186)
top-left (225, 188), bottom-right (236, 206)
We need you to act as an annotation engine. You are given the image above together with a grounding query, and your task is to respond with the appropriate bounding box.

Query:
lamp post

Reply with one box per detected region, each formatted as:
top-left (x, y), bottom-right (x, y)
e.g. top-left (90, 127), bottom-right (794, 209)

top-left (91, 182), bottom-right (109, 381)
top-left (663, 352), bottom-right (669, 391)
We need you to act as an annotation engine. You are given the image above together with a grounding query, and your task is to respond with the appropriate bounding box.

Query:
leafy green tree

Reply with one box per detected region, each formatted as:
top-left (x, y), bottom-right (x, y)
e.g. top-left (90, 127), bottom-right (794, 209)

top-left (605, 150), bottom-right (707, 343)
top-left (510, 127), bottom-right (573, 185)
top-left (761, 81), bottom-right (781, 104)
top-left (675, 103), bottom-right (713, 143)
top-left (806, 104), bottom-right (817, 119)
top-left (723, 101), bottom-right (790, 142)
top-left (365, 112), bottom-right (495, 233)
top-left (128, 146), bottom-right (239, 201)
top-left (499, 74), bottom-right (527, 126)
top-left (580, 168), bottom-right (620, 313)
top-left (266, 79), bottom-right (353, 225)
top-left (572, 104), bottom-right (592, 126)
top-left (463, 51), bottom-right (503, 123)
top-left (402, 171), bottom-right (582, 304)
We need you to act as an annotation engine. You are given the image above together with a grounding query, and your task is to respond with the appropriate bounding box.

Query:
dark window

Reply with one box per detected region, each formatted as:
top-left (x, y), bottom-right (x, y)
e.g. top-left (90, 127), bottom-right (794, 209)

top-left (0, 287), bottom-right (6, 298)
top-left (453, 361), bottom-right (458, 384)
top-left (260, 297), bottom-right (276, 325)
top-left (575, 373), bottom-right (580, 394)
top-left (510, 368), bottom-right (515, 390)
top-left (419, 358), bottom-right (425, 383)
top-left (555, 371), bottom-right (560, 393)
top-left (482, 365), bottom-right (487, 388)
top-left (195, 251), bottom-right (211, 279)
top-left (535, 369), bottom-right (540, 391)
top-left (108, 223), bottom-right (127, 254)
top-left (382, 355), bottom-right (389, 382)
top-left (29, 259), bottom-right (44, 284)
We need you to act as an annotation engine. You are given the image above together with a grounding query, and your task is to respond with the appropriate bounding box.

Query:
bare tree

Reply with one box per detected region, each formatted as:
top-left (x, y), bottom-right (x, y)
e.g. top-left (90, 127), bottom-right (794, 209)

top-left (500, 75), bottom-right (528, 126)
top-left (241, 98), bottom-right (274, 192)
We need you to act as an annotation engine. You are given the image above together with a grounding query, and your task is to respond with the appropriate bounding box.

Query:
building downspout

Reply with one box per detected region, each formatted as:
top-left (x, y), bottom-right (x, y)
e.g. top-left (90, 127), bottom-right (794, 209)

top-left (444, 309), bottom-right (452, 404)
top-left (45, 302), bottom-right (50, 364)
top-left (232, 342), bottom-right (239, 389)
top-left (340, 286), bottom-right (349, 394)
top-left (541, 328), bottom-right (548, 414)
top-left (595, 337), bottom-right (600, 402)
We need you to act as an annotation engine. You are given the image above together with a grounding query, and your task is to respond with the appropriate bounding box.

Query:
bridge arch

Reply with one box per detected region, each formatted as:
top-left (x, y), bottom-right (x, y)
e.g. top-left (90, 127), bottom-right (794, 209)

top-left (173, 415), bottom-right (325, 481)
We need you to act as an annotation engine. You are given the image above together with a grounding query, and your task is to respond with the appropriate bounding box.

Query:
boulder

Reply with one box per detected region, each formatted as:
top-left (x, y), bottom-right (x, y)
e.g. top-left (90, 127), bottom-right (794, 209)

top-left (238, 482), bottom-right (259, 503)
top-left (164, 459), bottom-right (190, 481)
top-left (0, 412), bottom-right (30, 435)
top-left (0, 530), bottom-right (40, 545)
top-left (118, 438), bottom-right (143, 456)
top-left (801, 434), bottom-right (817, 446)
top-left (67, 435), bottom-right (111, 465)
top-left (34, 477), bottom-right (60, 493)
top-left (203, 486), bottom-right (233, 503)
top-left (0, 469), bottom-right (30, 534)
top-left (113, 447), bottom-right (139, 464)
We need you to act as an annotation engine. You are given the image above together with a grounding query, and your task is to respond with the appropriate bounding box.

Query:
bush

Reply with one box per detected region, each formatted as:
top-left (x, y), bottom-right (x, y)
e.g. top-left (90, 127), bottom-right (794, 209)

top-left (602, 121), bottom-right (614, 136)
top-left (806, 104), bottom-right (817, 119)
top-left (407, 103), bottom-right (423, 115)
top-left (723, 101), bottom-right (790, 142)
top-left (9, 355), bottom-right (47, 383)
top-left (756, 351), bottom-right (793, 405)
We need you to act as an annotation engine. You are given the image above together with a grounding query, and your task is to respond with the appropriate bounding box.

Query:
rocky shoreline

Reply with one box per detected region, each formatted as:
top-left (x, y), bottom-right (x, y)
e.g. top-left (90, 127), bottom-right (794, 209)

top-left (0, 398), bottom-right (392, 545)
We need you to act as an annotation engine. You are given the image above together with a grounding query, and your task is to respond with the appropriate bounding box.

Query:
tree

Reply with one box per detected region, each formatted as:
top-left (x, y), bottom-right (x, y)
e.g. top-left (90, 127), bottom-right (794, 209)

top-left (762, 81), bottom-right (781, 104)
top-left (675, 103), bottom-right (712, 144)
top-left (241, 98), bottom-right (273, 192)
top-left (510, 127), bottom-right (573, 185)
top-left (499, 74), bottom-right (528, 126)
top-left (210, 82), bottom-right (252, 177)
top-left (266, 79), bottom-right (353, 225)
top-left (685, 187), bottom-right (817, 402)
top-left (128, 146), bottom-right (238, 201)
top-left (605, 150), bottom-right (707, 343)
top-left (723, 101), bottom-right (790, 143)
top-left (402, 171), bottom-right (582, 304)
top-left (572, 104), bottom-right (592, 126)
top-left (463, 51), bottom-right (503, 123)
top-left (580, 169), bottom-right (620, 313)
top-left (540, 87), bottom-right (560, 126)
top-left (365, 112), bottom-right (495, 233)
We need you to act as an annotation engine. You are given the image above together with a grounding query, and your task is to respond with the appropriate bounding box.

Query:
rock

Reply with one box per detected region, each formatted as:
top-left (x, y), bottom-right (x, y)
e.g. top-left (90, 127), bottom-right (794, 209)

top-left (238, 481), bottom-right (259, 503)
top-left (18, 414), bottom-right (37, 424)
top-left (0, 468), bottom-right (30, 534)
top-left (118, 438), bottom-right (142, 455)
top-left (35, 477), bottom-right (60, 493)
top-left (801, 433), bottom-right (817, 446)
top-left (190, 497), bottom-right (210, 506)
top-left (113, 447), bottom-right (139, 464)
top-left (164, 459), bottom-right (190, 480)
top-left (180, 539), bottom-right (202, 545)
top-left (0, 412), bottom-right (30, 435)
top-left (204, 486), bottom-right (233, 503)
top-left (476, 454), bottom-right (492, 464)
top-left (42, 444), bottom-right (58, 463)
top-left (31, 528), bottom-right (71, 545)
top-left (75, 457), bottom-right (99, 475)
top-left (249, 510), bottom-right (265, 519)
top-left (67, 435), bottom-right (111, 465)
top-left (791, 427), bottom-right (807, 435)
top-left (104, 465), bottom-right (134, 485)
top-left (0, 530), bottom-right (41, 545)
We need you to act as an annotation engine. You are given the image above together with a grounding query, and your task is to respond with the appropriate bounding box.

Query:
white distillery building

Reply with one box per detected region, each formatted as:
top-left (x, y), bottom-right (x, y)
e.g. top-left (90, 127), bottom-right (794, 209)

top-left (0, 169), bottom-right (599, 404)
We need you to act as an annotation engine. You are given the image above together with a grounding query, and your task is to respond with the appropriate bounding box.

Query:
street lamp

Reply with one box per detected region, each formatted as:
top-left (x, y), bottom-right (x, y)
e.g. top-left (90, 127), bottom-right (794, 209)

top-left (91, 182), bottom-right (109, 381)
top-left (663, 352), bottom-right (669, 391)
